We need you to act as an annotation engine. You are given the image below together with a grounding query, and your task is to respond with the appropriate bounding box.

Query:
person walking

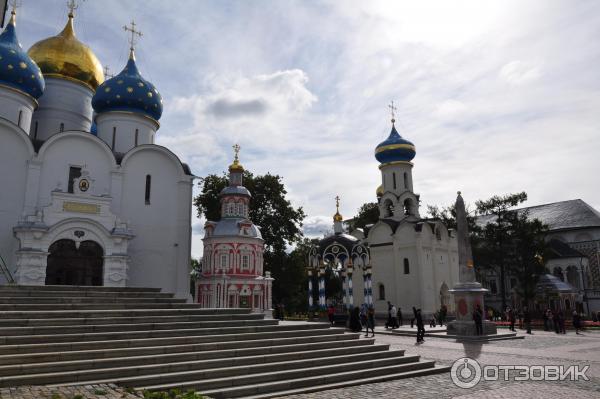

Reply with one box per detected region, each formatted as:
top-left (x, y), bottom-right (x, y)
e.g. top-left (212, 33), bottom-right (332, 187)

top-left (360, 303), bottom-right (368, 330)
top-left (553, 309), bottom-right (560, 334)
top-left (327, 304), bottom-right (335, 326)
top-left (573, 310), bottom-right (582, 335)
top-left (439, 305), bottom-right (447, 327)
top-left (397, 307), bottom-right (403, 326)
top-left (365, 305), bottom-right (375, 337)
top-left (385, 301), bottom-right (392, 329)
top-left (411, 306), bottom-right (417, 328)
top-left (473, 304), bottom-right (483, 335)
top-left (524, 306), bottom-right (532, 334)
top-left (390, 304), bottom-right (398, 329)
top-left (558, 310), bottom-right (566, 334)
top-left (415, 308), bottom-right (425, 343)
top-left (545, 308), bottom-right (553, 332)
top-left (507, 307), bottom-right (516, 332)
top-left (349, 306), bottom-right (362, 332)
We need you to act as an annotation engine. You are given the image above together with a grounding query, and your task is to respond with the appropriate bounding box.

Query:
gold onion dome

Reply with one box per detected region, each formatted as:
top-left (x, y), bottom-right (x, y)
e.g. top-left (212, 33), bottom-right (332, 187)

top-left (27, 12), bottom-right (104, 90)
top-left (376, 184), bottom-right (384, 197)
top-left (333, 211), bottom-right (343, 223)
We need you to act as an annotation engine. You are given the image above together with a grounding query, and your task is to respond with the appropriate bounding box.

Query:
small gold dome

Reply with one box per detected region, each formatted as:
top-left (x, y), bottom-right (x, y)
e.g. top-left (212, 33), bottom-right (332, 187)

top-left (228, 158), bottom-right (244, 172)
top-left (376, 184), bottom-right (384, 197)
top-left (28, 13), bottom-right (103, 90)
top-left (333, 212), bottom-right (343, 223)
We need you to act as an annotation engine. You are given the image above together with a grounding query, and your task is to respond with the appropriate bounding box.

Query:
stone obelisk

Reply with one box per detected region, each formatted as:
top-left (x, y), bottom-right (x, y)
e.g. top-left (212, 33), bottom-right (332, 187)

top-left (447, 192), bottom-right (497, 336)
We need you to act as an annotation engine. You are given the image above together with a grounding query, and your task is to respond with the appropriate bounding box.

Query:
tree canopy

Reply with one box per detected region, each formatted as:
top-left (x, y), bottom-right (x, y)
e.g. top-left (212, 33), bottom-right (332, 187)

top-left (348, 202), bottom-right (379, 231)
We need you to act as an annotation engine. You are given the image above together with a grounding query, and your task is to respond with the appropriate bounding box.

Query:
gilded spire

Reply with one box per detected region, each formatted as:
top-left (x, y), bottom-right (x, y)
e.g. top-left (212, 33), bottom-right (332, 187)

top-left (229, 144), bottom-right (244, 172)
top-left (8, 0), bottom-right (20, 26)
top-left (333, 195), bottom-right (343, 222)
top-left (388, 100), bottom-right (397, 125)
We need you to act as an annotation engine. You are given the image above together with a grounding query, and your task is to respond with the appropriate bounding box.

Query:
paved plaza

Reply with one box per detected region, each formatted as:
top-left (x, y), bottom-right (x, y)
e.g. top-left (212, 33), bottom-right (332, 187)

top-left (276, 323), bottom-right (600, 399)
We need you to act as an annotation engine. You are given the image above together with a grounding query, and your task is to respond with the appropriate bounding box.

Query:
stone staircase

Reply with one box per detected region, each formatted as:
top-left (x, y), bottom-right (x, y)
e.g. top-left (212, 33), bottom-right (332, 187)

top-left (0, 285), bottom-right (448, 398)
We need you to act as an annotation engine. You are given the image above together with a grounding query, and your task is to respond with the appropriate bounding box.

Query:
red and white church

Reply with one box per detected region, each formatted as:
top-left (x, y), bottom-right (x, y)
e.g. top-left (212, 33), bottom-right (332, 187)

top-left (196, 146), bottom-right (273, 313)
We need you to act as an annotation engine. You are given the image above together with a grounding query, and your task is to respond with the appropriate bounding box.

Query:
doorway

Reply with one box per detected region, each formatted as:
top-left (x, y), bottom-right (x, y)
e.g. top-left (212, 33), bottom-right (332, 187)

top-left (45, 239), bottom-right (104, 286)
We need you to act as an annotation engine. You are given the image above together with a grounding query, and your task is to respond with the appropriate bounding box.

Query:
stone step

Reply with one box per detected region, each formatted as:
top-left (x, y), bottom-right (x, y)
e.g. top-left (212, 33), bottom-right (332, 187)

top-left (0, 322), bottom-right (326, 345)
top-left (239, 365), bottom-right (451, 399)
top-left (0, 313), bottom-right (266, 327)
top-left (0, 285), bottom-right (162, 292)
top-left (0, 290), bottom-right (175, 298)
top-left (0, 307), bottom-right (253, 319)
top-left (0, 318), bottom-right (279, 337)
top-left (0, 336), bottom-right (374, 381)
top-left (0, 332), bottom-right (362, 368)
top-left (0, 303), bottom-right (210, 311)
top-left (139, 357), bottom-right (434, 394)
top-left (0, 296), bottom-right (187, 304)
top-left (2, 326), bottom-right (340, 355)
top-left (47, 350), bottom-right (410, 389)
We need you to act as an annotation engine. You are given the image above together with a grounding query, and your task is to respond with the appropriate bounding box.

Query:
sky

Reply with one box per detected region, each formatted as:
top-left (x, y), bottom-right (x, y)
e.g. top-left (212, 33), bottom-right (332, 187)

top-left (13, 0), bottom-right (600, 258)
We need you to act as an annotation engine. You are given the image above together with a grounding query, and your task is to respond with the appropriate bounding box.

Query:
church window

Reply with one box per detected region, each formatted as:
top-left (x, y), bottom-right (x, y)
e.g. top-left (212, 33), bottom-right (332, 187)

top-left (403, 199), bottom-right (412, 215)
top-left (220, 254), bottom-right (228, 269)
top-left (378, 284), bottom-right (385, 300)
top-left (145, 175), bottom-right (151, 204)
top-left (59, 123), bottom-right (64, 132)
top-left (34, 121), bottom-right (38, 139)
top-left (383, 199), bottom-right (394, 218)
top-left (67, 166), bottom-right (82, 194)
top-left (393, 173), bottom-right (397, 190)
top-left (17, 110), bottom-right (22, 127)
top-left (111, 127), bottom-right (116, 150)
top-left (403, 172), bottom-right (408, 189)
top-left (403, 258), bottom-right (410, 275)
top-left (135, 129), bottom-right (139, 146)
top-left (488, 279), bottom-right (498, 295)
top-left (242, 255), bottom-right (249, 270)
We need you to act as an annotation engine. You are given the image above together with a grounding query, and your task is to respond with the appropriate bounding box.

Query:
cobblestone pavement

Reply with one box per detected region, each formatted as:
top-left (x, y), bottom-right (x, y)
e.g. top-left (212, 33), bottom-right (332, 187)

top-left (0, 384), bottom-right (143, 399)
top-left (276, 326), bottom-right (600, 399)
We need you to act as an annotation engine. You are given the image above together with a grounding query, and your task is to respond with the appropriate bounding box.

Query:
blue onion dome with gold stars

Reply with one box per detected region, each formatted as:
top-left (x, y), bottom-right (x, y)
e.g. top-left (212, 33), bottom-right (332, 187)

top-left (374, 119), bottom-right (416, 164)
top-left (0, 10), bottom-right (44, 99)
top-left (92, 49), bottom-right (162, 121)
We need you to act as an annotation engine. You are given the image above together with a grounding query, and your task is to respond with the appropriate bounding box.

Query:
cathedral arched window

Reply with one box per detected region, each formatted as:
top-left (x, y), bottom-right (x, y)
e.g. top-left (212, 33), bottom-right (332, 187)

top-left (383, 199), bottom-right (394, 218)
top-left (135, 128), bottom-right (139, 146)
top-left (242, 255), bottom-right (249, 270)
top-left (378, 284), bottom-right (385, 300)
top-left (111, 127), bottom-right (116, 150)
top-left (403, 172), bottom-right (408, 189)
top-left (60, 123), bottom-right (65, 132)
top-left (145, 175), bottom-right (151, 205)
top-left (17, 110), bottom-right (22, 128)
top-left (403, 258), bottom-right (410, 275)
top-left (403, 199), bottom-right (412, 215)
top-left (220, 254), bottom-right (228, 269)
top-left (33, 121), bottom-right (38, 139)
top-left (393, 173), bottom-right (397, 190)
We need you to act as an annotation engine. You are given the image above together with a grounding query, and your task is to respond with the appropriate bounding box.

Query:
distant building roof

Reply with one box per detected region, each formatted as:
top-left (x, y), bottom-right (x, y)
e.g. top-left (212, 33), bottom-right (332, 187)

top-left (547, 239), bottom-right (584, 259)
top-left (536, 273), bottom-right (577, 293)
top-left (477, 199), bottom-right (600, 232)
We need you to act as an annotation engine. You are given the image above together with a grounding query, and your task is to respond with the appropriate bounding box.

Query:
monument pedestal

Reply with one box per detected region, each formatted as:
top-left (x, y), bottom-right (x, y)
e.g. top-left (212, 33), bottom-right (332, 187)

top-left (447, 282), bottom-right (497, 336)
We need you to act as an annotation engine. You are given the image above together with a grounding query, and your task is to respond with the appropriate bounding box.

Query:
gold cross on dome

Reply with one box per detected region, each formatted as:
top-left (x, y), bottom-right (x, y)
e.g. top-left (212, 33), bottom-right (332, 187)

top-left (388, 100), bottom-right (397, 123)
top-left (9, 0), bottom-right (21, 14)
top-left (103, 65), bottom-right (114, 79)
top-left (123, 20), bottom-right (143, 51)
top-left (335, 195), bottom-right (340, 211)
top-left (66, 0), bottom-right (78, 16)
top-left (232, 144), bottom-right (241, 161)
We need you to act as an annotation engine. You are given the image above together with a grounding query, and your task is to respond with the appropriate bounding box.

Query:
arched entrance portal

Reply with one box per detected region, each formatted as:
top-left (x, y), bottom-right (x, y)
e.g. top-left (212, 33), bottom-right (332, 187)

top-left (45, 239), bottom-right (104, 286)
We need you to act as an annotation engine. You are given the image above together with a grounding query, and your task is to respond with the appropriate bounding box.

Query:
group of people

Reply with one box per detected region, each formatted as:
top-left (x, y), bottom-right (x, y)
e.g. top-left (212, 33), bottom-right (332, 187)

top-left (384, 301), bottom-right (403, 329)
top-left (544, 308), bottom-right (583, 335)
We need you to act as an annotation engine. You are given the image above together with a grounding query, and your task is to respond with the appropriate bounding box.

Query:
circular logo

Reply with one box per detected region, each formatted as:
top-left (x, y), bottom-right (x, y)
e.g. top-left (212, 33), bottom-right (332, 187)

top-left (78, 178), bottom-right (90, 192)
top-left (450, 357), bottom-right (482, 389)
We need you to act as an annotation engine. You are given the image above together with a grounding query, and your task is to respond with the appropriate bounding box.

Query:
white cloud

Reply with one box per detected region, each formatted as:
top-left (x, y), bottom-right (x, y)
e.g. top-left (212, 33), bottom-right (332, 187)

top-left (499, 61), bottom-right (542, 85)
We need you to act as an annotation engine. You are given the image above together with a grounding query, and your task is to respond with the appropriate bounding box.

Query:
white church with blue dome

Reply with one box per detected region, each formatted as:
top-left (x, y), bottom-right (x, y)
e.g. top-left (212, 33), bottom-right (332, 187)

top-left (0, 6), bottom-right (193, 299)
top-left (349, 115), bottom-right (460, 317)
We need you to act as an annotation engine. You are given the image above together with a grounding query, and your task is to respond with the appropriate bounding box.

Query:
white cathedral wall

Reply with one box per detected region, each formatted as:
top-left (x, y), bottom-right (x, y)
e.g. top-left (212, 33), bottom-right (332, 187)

top-left (30, 78), bottom-right (94, 141)
top-left (0, 87), bottom-right (36, 133)
top-left (0, 121), bottom-right (33, 283)
top-left (36, 132), bottom-right (116, 208)
top-left (96, 112), bottom-right (158, 153)
top-left (120, 146), bottom-right (192, 300)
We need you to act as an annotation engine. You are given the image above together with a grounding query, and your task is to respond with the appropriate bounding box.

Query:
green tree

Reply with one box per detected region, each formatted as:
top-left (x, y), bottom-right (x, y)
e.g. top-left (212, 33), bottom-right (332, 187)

top-left (194, 171), bottom-right (306, 311)
top-left (348, 202), bottom-right (380, 231)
